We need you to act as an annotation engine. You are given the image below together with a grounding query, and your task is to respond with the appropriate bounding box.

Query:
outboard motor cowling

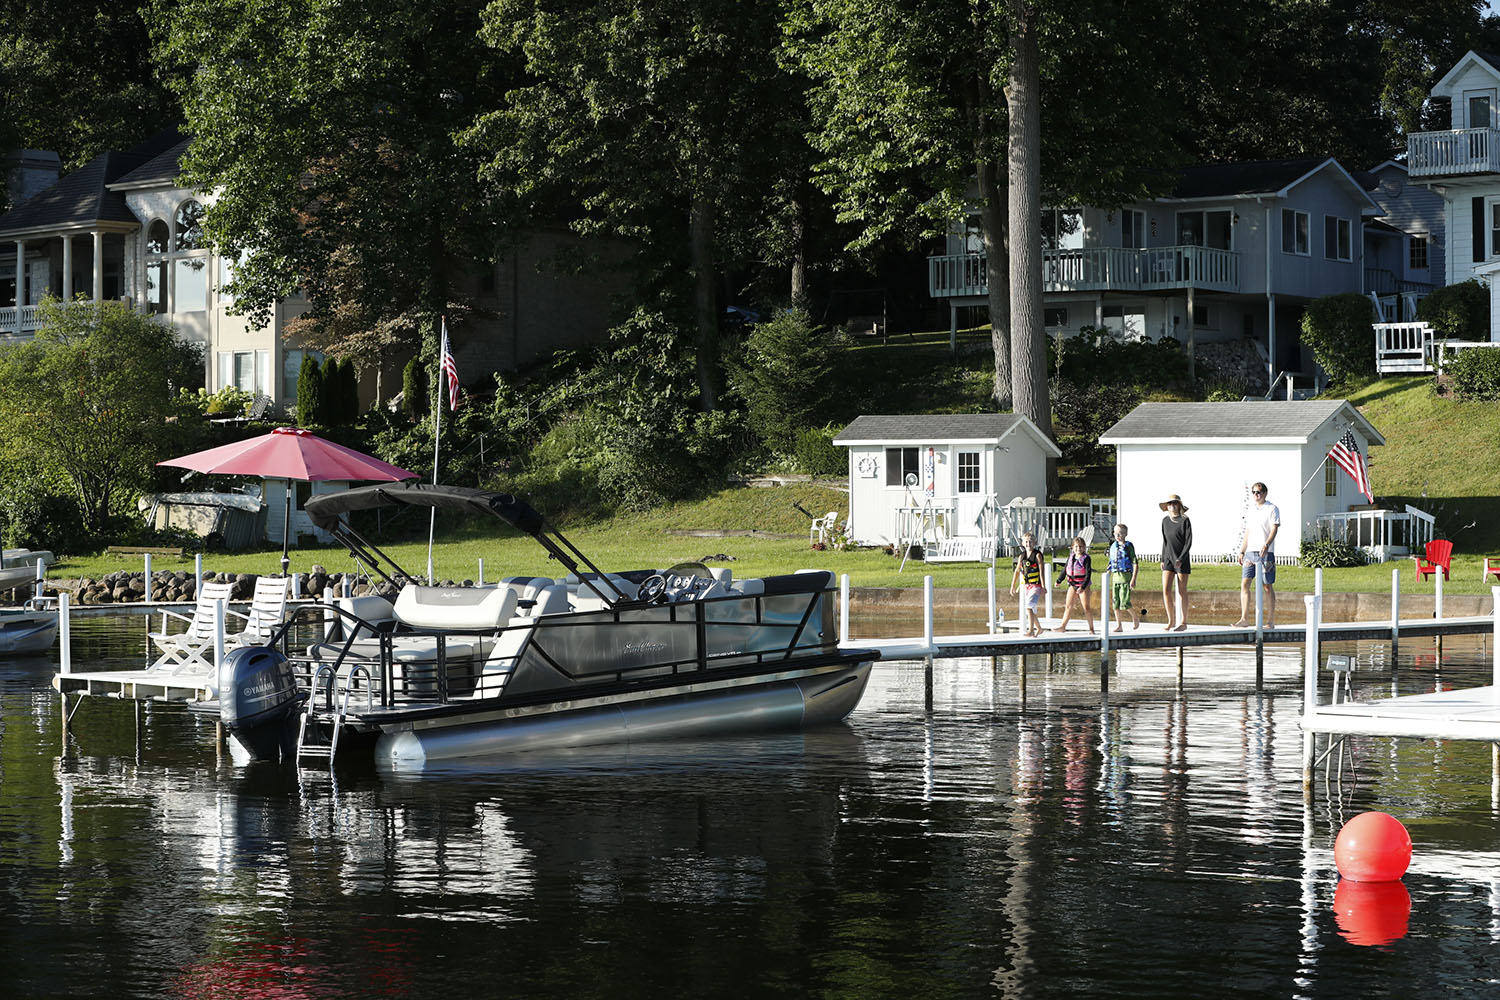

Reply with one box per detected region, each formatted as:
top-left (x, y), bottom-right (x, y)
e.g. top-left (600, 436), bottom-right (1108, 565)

top-left (219, 645), bottom-right (303, 761)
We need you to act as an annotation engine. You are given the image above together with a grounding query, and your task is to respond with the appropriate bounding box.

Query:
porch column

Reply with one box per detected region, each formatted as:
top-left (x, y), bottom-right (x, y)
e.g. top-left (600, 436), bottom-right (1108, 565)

top-left (1267, 292), bottom-right (1277, 387)
top-left (1185, 286), bottom-right (1196, 381)
top-left (12, 241), bottom-right (22, 334)
top-left (61, 235), bottom-right (72, 301)
top-left (91, 230), bottom-right (103, 303)
top-left (949, 302), bottom-right (957, 353)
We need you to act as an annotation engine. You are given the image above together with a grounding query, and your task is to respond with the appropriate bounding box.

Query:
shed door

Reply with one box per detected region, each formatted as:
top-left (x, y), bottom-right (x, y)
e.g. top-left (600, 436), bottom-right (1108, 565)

top-left (954, 450), bottom-right (985, 537)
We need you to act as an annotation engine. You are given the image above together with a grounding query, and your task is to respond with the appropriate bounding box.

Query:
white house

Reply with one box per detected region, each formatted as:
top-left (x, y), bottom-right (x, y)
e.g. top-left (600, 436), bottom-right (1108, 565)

top-left (0, 128), bottom-right (624, 411)
top-left (1406, 49), bottom-right (1500, 341)
top-left (833, 414), bottom-right (1061, 548)
top-left (1098, 400), bottom-right (1415, 562)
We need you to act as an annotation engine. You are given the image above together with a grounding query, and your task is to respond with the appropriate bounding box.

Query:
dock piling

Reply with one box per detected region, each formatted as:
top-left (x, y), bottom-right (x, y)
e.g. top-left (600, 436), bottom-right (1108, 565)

top-left (986, 567), bottom-right (997, 635)
top-left (1254, 559), bottom-right (1265, 688)
top-left (1390, 567), bottom-right (1401, 655)
top-left (144, 553), bottom-right (153, 604)
top-left (195, 553), bottom-right (203, 593)
top-left (1436, 571), bottom-right (1444, 658)
top-left (1302, 594), bottom-right (1322, 792)
top-left (1100, 567), bottom-right (1112, 685)
top-left (840, 574), bottom-right (850, 644)
top-left (1491, 587), bottom-right (1500, 688)
top-left (478, 557), bottom-right (485, 585)
top-left (58, 591), bottom-right (71, 676)
top-left (922, 576), bottom-right (933, 652)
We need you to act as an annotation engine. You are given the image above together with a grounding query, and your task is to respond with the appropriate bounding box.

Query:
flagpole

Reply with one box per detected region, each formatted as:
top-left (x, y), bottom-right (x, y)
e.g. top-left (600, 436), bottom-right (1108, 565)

top-left (1299, 451), bottom-right (1332, 496)
top-left (426, 317), bottom-right (444, 582)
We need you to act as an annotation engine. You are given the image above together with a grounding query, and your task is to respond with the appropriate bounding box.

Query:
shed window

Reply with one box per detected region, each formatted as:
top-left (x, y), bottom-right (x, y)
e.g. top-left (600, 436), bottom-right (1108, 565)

top-left (1282, 210), bottom-right (1309, 255)
top-left (1325, 460), bottom-right (1338, 498)
top-left (1323, 216), bottom-right (1351, 262)
top-left (957, 452), bottom-right (980, 494)
top-left (885, 447), bottom-right (919, 487)
top-left (1409, 236), bottom-right (1428, 270)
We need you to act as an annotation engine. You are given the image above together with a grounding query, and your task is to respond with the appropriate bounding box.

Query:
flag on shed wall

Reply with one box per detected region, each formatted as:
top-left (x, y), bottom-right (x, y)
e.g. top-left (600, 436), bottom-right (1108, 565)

top-left (1329, 429), bottom-right (1373, 502)
top-left (439, 319), bottom-right (460, 410)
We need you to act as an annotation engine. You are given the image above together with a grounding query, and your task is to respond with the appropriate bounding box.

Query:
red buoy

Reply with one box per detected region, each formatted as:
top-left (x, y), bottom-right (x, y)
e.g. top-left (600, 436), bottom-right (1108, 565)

top-left (1334, 811), bottom-right (1412, 882)
top-left (1333, 879), bottom-right (1411, 946)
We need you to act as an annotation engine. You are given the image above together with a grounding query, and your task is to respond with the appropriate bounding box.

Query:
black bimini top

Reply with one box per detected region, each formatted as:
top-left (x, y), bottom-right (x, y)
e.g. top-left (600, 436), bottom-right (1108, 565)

top-left (304, 483), bottom-right (544, 535)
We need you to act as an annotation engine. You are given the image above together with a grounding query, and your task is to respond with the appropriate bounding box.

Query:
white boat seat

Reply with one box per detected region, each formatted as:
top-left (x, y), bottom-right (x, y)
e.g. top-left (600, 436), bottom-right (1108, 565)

top-left (394, 584), bottom-right (518, 630)
top-left (307, 635), bottom-right (478, 663)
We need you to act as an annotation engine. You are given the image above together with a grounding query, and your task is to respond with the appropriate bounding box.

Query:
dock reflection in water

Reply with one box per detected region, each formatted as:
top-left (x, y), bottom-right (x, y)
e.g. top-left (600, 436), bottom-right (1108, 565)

top-left (5, 615), bottom-right (1500, 997)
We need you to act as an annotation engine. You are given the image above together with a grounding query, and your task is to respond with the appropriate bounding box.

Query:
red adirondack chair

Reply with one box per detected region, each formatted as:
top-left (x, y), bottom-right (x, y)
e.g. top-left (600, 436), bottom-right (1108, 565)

top-left (1413, 539), bottom-right (1452, 582)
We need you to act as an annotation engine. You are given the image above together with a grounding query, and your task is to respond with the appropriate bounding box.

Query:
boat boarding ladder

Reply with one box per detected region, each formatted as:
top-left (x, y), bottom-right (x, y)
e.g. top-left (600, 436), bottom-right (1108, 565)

top-left (297, 663), bottom-right (372, 767)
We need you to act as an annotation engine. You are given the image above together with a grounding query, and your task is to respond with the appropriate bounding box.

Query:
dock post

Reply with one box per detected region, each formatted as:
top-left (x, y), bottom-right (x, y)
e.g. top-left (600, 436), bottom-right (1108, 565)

top-left (195, 553), bottom-right (203, 594)
top-left (1254, 559), bottom-right (1265, 689)
top-left (1436, 571), bottom-right (1444, 658)
top-left (478, 557), bottom-right (485, 585)
top-left (1302, 594), bottom-right (1322, 792)
top-left (1100, 567), bottom-right (1112, 686)
top-left (987, 566), bottom-right (997, 634)
top-left (1044, 560), bottom-right (1054, 622)
top-left (292, 573), bottom-right (302, 600)
top-left (59, 591), bottom-right (71, 676)
top-left (1176, 644), bottom-right (1184, 685)
top-left (923, 575), bottom-right (934, 653)
top-left (1314, 567), bottom-right (1322, 605)
top-left (840, 574), bottom-right (850, 644)
top-left (1390, 567), bottom-right (1401, 658)
top-left (924, 657), bottom-right (934, 713)
top-left (143, 553), bottom-right (153, 604)
top-left (213, 598), bottom-right (226, 681)
top-left (1491, 587), bottom-right (1500, 688)
top-left (34, 559), bottom-right (44, 602)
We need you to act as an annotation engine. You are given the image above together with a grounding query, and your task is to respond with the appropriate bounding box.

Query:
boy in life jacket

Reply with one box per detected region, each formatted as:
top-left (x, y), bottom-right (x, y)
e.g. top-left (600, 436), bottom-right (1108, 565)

top-left (1008, 530), bottom-right (1044, 637)
top-left (1107, 523), bottom-right (1141, 630)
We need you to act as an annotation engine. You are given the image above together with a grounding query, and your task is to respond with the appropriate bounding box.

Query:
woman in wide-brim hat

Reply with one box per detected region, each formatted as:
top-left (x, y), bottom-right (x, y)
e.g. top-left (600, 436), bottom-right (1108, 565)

top-left (1159, 494), bottom-right (1192, 631)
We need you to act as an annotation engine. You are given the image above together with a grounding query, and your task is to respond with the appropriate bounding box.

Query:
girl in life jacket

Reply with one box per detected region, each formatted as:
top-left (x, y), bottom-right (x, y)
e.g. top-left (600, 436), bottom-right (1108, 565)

top-left (1054, 535), bottom-right (1095, 635)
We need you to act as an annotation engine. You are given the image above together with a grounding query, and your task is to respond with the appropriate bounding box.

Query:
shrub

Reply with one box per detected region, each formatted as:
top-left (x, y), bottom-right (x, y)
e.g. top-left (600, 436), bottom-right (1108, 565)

top-left (1300, 293), bottom-right (1375, 388)
top-left (793, 424), bottom-right (846, 476)
top-left (1443, 345), bottom-right (1500, 400)
top-left (1052, 378), bottom-right (1140, 463)
top-left (1052, 329), bottom-right (1190, 389)
top-left (730, 307), bottom-right (835, 452)
top-left (1417, 279), bottom-right (1488, 341)
top-left (1299, 532), bottom-right (1369, 568)
top-left (297, 354), bottom-right (324, 425)
top-left (402, 356), bottom-right (428, 418)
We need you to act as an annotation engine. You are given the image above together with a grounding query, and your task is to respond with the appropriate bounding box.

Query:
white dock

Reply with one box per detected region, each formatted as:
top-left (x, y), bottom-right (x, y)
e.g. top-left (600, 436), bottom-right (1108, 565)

top-left (1305, 687), bottom-right (1500, 741)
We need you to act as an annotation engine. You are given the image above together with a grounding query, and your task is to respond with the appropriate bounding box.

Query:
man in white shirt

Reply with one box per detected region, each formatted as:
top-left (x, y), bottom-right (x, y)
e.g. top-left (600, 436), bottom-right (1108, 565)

top-left (1233, 482), bottom-right (1280, 628)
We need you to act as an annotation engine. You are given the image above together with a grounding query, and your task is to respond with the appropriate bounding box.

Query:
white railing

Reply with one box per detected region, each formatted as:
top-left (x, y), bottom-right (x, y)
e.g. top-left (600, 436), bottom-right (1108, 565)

top-left (0, 304), bottom-right (40, 336)
top-left (988, 503), bottom-right (1094, 553)
top-left (1374, 321), bottom-right (1433, 374)
top-left (1407, 128), bottom-right (1500, 178)
top-left (1432, 339), bottom-right (1500, 374)
top-left (1314, 505), bottom-right (1435, 562)
top-left (928, 245), bottom-right (1240, 298)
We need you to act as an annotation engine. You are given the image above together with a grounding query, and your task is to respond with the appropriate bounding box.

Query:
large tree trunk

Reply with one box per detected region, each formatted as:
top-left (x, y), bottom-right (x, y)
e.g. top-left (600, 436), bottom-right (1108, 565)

top-left (690, 196), bottom-right (719, 411)
top-left (789, 193), bottom-right (807, 306)
top-left (1006, 5), bottom-right (1052, 441)
top-left (977, 158), bottom-right (1010, 410)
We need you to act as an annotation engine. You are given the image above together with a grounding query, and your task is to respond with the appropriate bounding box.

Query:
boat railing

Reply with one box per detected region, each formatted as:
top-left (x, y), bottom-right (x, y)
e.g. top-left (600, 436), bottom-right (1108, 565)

top-left (275, 581), bottom-right (842, 714)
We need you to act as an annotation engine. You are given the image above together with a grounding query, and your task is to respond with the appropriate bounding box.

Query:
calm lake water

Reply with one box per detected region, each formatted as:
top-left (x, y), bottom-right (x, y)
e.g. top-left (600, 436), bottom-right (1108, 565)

top-left (3, 615), bottom-right (1498, 998)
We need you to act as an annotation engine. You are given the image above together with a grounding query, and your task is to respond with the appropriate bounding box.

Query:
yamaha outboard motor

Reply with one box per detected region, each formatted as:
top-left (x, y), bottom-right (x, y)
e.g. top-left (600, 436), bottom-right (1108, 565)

top-left (219, 645), bottom-right (304, 761)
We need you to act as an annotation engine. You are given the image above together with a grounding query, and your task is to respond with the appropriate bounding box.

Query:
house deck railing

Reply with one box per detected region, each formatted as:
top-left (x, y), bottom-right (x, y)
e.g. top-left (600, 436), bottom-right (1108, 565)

top-left (1374, 321), bottom-right (1500, 375)
top-left (1407, 128), bottom-right (1500, 178)
top-left (0, 304), bottom-right (40, 336)
top-left (928, 246), bottom-right (1240, 299)
top-left (1314, 506), bottom-right (1435, 562)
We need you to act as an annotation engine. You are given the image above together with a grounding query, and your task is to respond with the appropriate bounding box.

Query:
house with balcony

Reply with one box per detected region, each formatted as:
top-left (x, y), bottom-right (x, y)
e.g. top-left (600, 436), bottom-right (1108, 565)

top-left (1358, 160), bottom-right (1443, 321)
top-left (929, 158), bottom-right (1384, 386)
top-left (0, 129), bottom-right (623, 410)
top-left (1404, 50), bottom-right (1500, 345)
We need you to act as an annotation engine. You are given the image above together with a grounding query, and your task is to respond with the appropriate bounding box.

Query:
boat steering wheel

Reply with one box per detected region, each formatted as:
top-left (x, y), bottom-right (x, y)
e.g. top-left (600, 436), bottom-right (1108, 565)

top-left (638, 574), bottom-right (668, 603)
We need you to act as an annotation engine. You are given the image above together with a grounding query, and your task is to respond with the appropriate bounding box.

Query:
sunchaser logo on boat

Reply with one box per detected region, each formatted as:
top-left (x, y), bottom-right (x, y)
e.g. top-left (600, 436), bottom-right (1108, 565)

top-left (622, 639), bottom-right (668, 657)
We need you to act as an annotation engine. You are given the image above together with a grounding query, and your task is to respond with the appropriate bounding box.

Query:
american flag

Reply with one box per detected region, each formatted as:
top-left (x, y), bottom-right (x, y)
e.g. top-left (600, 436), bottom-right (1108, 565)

top-left (439, 319), bottom-right (460, 410)
top-left (1329, 429), bottom-right (1372, 502)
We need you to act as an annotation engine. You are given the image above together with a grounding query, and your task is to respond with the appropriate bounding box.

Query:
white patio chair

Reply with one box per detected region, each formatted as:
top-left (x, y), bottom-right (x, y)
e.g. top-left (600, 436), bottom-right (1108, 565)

top-left (230, 575), bottom-right (290, 646)
top-left (146, 581), bottom-right (236, 673)
top-left (810, 511), bottom-right (839, 545)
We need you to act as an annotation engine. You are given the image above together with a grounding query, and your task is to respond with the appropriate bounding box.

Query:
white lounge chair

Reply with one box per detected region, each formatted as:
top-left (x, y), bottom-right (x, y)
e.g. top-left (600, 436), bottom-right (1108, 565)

top-left (810, 511), bottom-right (840, 545)
top-left (232, 575), bottom-right (290, 646)
top-left (146, 581), bottom-right (236, 673)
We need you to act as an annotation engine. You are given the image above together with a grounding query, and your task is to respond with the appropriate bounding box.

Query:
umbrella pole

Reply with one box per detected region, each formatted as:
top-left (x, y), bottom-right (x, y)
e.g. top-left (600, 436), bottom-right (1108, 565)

top-left (281, 480), bottom-right (292, 578)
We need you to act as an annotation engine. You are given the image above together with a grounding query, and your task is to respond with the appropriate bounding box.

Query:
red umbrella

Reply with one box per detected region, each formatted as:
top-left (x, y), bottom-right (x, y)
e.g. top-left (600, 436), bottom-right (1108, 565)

top-left (160, 427), bottom-right (417, 574)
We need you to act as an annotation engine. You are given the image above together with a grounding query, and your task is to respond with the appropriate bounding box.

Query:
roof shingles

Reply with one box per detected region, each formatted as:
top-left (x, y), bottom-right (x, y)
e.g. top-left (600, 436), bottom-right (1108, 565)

top-left (1100, 400), bottom-right (1365, 442)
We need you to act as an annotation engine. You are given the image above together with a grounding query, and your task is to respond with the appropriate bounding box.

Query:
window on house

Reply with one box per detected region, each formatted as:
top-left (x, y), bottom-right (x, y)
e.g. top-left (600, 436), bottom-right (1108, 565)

top-left (1043, 307), bottom-right (1068, 328)
top-left (283, 348), bottom-right (324, 400)
top-left (1041, 209), bottom-right (1083, 250)
top-left (174, 200), bottom-right (206, 252)
top-left (1323, 216), bottom-right (1352, 261)
top-left (1325, 461), bottom-right (1338, 498)
top-left (1176, 210), bottom-right (1232, 250)
top-left (1282, 209), bottom-right (1310, 255)
top-left (957, 452), bottom-right (980, 494)
top-left (884, 447), bottom-right (919, 487)
top-left (963, 219), bottom-right (984, 254)
top-left (146, 260), bottom-right (167, 314)
top-left (1193, 306), bottom-right (1213, 328)
top-left (174, 257), bottom-right (207, 312)
top-left (1409, 236), bottom-right (1428, 270)
top-left (1119, 210), bottom-right (1146, 249)
top-left (1491, 202), bottom-right (1500, 257)
top-left (1470, 94), bottom-right (1492, 130)
top-left (145, 220), bottom-right (169, 255)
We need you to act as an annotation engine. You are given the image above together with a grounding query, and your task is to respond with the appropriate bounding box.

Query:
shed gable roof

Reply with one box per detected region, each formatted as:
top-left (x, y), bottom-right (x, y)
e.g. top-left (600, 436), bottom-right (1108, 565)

top-left (835, 413), bottom-right (1062, 456)
top-left (1099, 400), bottom-right (1383, 446)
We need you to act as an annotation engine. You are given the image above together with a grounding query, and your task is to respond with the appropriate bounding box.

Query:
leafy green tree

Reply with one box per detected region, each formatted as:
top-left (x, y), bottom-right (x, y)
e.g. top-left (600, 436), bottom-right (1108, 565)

top-left (1300, 293), bottom-right (1376, 388)
top-left (469, 0), bottom-right (803, 410)
top-left (297, 354), bottom-right (324, 426)
top-left (402, 357), bottom-right (428, 419)
top-left (0, 300), bottom-right (201, 533)
top-left (152, 0), bottom-right (504, 365)
top-left (729, 308), bottom-right (836, 453)
top-left (1417, 279), bottom-right (1488, 341)
top-left (0, 1), bottom-right (180, 171)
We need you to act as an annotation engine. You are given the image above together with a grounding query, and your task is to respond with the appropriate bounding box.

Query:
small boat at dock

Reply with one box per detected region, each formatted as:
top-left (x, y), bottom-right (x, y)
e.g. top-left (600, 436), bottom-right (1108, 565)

top-left (218, 483), bottom-right (878, 768)
top-left (0, 603), bottom-right (59, 656)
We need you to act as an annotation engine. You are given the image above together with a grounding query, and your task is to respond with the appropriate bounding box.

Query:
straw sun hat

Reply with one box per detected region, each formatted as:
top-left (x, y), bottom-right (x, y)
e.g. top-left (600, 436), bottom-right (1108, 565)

top-left (1158, 494), bottom-right (1189, 512)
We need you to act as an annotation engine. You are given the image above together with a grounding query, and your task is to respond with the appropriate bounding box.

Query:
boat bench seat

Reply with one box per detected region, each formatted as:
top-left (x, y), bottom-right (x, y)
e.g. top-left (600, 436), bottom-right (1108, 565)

top-left (394, 584), bottom-right (518, 630)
